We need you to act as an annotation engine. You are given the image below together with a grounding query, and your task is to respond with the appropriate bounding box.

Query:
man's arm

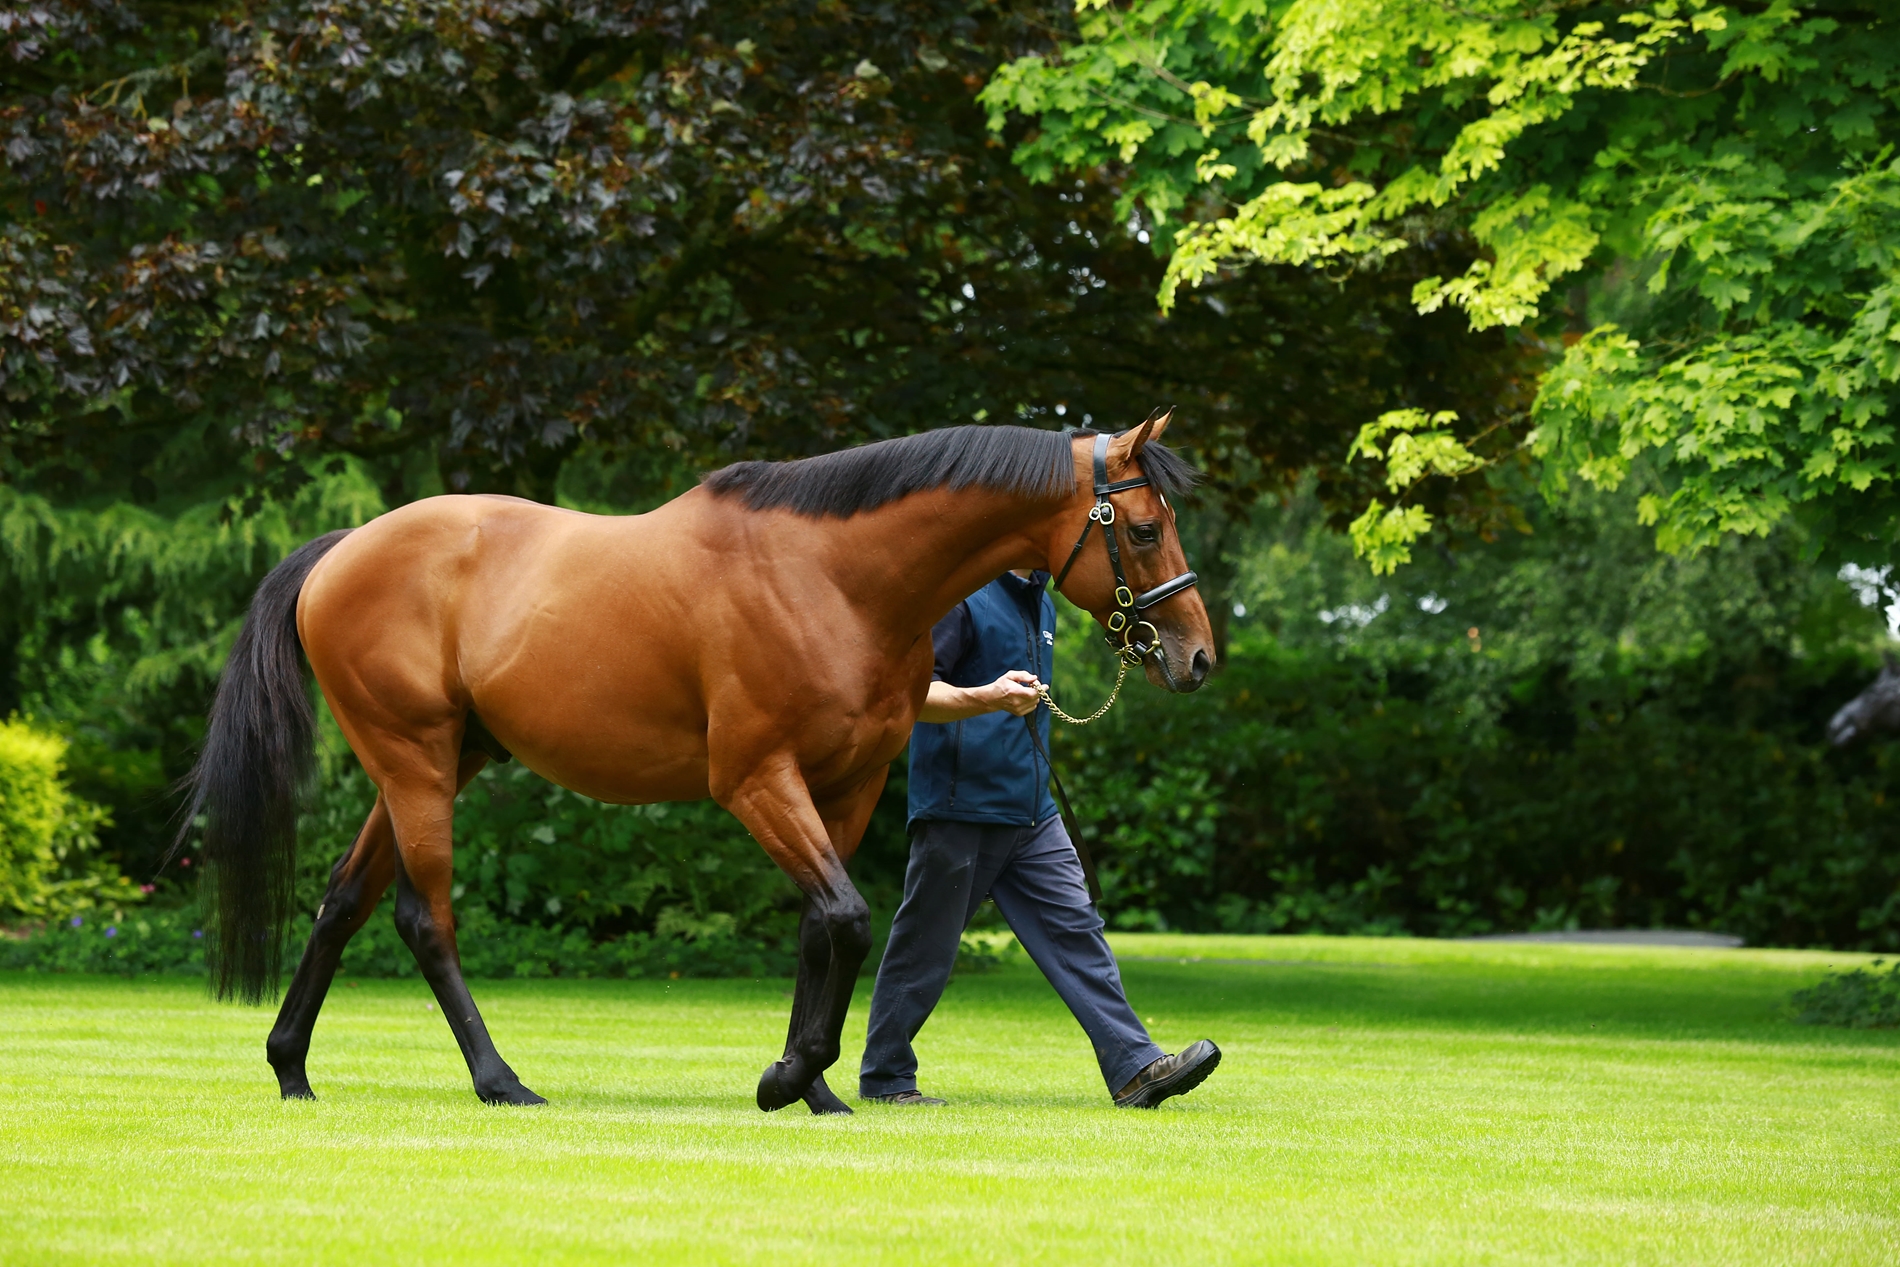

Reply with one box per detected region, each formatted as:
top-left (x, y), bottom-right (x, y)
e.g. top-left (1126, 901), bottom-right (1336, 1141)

top-left (918, 670), bottom-right (1042, 723)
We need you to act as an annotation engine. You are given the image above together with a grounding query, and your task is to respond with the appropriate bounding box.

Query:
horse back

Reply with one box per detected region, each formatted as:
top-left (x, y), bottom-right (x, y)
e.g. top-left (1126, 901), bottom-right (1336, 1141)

top-left (295, 490), bottom-right (927, 807)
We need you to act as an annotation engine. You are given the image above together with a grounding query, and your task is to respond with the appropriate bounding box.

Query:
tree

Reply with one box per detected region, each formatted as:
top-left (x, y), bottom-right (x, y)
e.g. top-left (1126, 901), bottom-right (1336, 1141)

top-left (3, 0), bottom-right (1528, 510)
top-left (1, 0), bottom-right (1534, 880)
top-left (983, 0), bottom-right (1900, 568)
top-left (3, 0), bottom-right (970, 500)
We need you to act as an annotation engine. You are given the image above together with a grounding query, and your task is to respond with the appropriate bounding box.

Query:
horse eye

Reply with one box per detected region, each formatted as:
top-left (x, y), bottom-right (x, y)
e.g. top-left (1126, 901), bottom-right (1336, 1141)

top-left (1131, 523), bottom-right (1159, 545)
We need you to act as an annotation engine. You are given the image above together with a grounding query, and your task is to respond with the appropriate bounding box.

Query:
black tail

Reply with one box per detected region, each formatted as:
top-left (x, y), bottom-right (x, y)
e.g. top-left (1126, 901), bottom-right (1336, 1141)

top-left (176, 529), bottom-right (351, 1003)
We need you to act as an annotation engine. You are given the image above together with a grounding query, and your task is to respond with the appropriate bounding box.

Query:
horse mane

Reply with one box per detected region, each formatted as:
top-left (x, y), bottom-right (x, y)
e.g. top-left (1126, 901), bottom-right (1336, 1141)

top-left (701, 424), bottom-right (1199, 518)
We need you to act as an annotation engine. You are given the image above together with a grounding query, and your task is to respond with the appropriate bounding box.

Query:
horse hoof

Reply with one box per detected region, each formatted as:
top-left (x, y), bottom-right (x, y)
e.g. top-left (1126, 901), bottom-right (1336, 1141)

top-left (279, 1084), bottom-right (316, 1102)
top-left (803, 1073), bottom-right (854, 1116)
top-left (480, 1081), bottom-right (547, 1106)
top-left (756, 1060), bottom-right (805, 1112)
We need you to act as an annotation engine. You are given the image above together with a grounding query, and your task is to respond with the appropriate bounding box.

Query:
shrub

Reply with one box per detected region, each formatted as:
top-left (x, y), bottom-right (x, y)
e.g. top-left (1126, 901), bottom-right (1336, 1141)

top-left (0, 717), bottom-right (128, 921)
top-left (0, 900), bottom-right (797, 980)
top-left (1789, 960), bottom-right (1900, 1029)
top-left (1047, 477), bottom-right (1900, 950)
top-left (0, 906), bottom-right (205, 976)
top-left (293, 754), bottom-right (805, 955)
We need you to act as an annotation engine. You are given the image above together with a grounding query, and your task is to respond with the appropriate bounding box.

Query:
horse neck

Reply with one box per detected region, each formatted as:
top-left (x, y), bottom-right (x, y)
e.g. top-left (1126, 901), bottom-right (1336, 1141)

top-left (801, 486), bottom-right (1075, 634)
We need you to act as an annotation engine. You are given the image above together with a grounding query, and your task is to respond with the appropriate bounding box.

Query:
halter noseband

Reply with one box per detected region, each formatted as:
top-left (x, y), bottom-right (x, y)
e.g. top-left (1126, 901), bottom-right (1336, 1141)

top-left (1051, 433), bottom-right (1200, 665)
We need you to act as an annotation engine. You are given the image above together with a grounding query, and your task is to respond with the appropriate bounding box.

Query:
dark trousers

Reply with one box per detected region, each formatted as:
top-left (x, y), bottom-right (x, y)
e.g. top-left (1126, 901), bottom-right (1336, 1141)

top-left (858, 817), bottom-right (1165, 1098)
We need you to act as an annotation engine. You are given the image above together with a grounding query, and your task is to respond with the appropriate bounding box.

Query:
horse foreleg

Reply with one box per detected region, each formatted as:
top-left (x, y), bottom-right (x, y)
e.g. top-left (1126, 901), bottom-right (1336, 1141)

top-left (265, 795), bottom-right (397, 1099)
top-left (781, 897), bottom-right (852, 1115)
top-left (725, 760), bottom-right (880, 1113)
top-left (385, 754), bottom-right (543, 1106)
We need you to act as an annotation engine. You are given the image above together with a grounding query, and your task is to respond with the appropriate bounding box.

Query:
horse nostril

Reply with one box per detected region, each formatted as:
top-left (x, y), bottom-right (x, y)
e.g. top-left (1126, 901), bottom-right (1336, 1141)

top-left (1191, 648), bottom-right (1212, 684)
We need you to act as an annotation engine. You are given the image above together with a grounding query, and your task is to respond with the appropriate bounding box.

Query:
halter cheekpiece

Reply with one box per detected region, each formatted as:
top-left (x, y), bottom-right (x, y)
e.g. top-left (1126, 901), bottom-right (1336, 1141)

top-left (1051, 432), bottom-right (1199, 666)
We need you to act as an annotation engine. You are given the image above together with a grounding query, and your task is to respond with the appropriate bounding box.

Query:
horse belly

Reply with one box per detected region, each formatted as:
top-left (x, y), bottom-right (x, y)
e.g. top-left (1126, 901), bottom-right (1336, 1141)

top-left (462, 603), bottom-right (712, 807)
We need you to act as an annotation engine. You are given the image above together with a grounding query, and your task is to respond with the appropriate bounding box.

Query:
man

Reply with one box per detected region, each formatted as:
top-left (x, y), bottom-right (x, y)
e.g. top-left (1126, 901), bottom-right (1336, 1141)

top-left (859, 567), bottom-right (1221, 1108)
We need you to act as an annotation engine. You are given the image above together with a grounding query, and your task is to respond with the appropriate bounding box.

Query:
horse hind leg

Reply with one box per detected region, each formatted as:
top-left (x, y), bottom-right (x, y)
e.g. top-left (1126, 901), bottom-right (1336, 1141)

top-left (384, 752), bottom-right (544, 1106)
top-left (266, 750), bottom-right (499, 1100)
top-left (266, 795), bottom-right (398, 1100)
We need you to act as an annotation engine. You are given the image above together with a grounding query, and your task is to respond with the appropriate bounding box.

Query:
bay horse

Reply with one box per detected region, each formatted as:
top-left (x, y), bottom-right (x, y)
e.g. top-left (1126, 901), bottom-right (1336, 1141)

top-left (179, 415), bottom-right (1214, 1114)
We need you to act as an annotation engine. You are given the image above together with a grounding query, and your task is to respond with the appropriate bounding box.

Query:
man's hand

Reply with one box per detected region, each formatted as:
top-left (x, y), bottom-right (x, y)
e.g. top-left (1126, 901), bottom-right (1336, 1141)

top-left (918, 670), bottom-right (1043, 723)
top-left (981, 670), bottom-right (1044, 717)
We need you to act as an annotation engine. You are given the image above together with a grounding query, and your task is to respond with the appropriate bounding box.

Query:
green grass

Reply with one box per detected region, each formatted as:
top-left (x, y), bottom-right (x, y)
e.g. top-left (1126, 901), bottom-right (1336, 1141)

top-left (2, 935), bottom-right (1896, 1264)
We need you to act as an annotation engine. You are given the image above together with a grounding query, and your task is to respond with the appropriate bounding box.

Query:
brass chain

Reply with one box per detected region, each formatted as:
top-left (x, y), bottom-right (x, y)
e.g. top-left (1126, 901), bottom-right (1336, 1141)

top-left (1038, 651), bottom-right (1134, 725)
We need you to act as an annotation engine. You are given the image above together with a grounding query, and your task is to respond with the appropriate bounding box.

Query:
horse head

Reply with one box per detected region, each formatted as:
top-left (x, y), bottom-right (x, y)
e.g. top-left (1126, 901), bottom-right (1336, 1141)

top-left (1828, 650), bottom-right (1900, 746)
top-left (1054, 411), bottom-right (1217, 693)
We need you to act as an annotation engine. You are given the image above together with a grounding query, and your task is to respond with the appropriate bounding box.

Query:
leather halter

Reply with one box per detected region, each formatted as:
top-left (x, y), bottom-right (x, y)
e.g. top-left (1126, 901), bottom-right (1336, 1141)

top-left (1051, 433), bottom-right (1200, 665)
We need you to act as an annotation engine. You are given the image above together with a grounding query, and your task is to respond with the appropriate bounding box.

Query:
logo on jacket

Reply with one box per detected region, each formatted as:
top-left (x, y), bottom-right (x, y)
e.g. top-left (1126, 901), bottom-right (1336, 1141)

top-left (1043, 631), bottom-right (1055, 644)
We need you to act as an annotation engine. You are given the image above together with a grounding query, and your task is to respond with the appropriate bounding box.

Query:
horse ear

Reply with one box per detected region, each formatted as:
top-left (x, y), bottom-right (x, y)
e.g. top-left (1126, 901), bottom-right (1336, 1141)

top-left (1112, 406), bottom-right (1173, 470)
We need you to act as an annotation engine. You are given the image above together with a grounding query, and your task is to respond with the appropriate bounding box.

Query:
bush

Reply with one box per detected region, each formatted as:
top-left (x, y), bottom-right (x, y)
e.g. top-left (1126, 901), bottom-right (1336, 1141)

top-left (0, 717), bottom-right (128, 920)
top-left (1055, 628), bottom-right (1900, 947)
top-left (1789, 960), bottom-right (1900, 1028)
top-left (0, 906), bottom-right (205, 975)
top-left (291, 752), bottom-right (806, 965)
top-left (0, 900), bottom-right (797, 981)
top-left (1048, 477), bottom-right (1900, 950)
top-left (954, 933), bottom-right (1023, 975)
top-left (14, 457), bottom-right (1900, 959)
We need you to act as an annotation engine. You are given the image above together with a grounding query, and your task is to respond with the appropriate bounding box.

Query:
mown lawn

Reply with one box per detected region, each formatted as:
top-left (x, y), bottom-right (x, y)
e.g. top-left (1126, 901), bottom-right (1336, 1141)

top-left (1, 935), bottom-right (1895, 1265)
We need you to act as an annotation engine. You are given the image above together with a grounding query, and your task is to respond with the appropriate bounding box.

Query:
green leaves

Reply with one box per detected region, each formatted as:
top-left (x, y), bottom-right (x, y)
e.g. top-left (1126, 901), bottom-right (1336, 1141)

top-left (0, 719), bottom-right (121, 922)
top-left (1346, 409), bottom-right (1485, 574)
top-left (1161, 179), bottom-right (1404, 311)
top-left (1530, 154), bottom-right (1900, 553)
top-left (988, 0), bottom-right (1900, 566)
top-left (1046, 0), bottom-right (1714, 323)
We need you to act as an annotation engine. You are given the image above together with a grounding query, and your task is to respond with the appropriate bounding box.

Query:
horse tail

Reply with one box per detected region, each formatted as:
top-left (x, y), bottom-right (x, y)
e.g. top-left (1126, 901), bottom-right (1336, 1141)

top-left (176, 529), bottom-right (352, 1004)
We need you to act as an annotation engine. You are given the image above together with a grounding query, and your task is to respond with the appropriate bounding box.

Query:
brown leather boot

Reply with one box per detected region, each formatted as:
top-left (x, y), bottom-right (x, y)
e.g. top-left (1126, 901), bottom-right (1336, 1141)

top-left (1113, 1039), bottom-right (1221, 1108)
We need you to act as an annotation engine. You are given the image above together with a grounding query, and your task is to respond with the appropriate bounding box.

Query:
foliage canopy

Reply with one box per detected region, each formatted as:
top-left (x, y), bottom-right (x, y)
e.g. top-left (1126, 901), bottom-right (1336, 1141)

top-left (985, 0), bottom-right (1900, 567)
top-left (2, 0), bottom-right (1523, 515)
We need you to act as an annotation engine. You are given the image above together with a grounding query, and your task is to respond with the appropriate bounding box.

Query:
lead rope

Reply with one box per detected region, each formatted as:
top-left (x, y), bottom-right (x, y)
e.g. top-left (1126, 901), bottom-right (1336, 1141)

top-left (1021, 593), bottom-right (1106, 901)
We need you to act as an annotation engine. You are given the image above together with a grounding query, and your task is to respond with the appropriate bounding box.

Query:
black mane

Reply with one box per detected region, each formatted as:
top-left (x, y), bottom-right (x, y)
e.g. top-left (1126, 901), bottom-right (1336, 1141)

top-left (701, 424), bottom-right (1199, 518)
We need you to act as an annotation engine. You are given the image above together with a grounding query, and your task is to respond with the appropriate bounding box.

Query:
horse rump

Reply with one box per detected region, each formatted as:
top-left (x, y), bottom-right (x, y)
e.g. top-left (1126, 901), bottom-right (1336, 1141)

top-left (174, 530), bottom-right (351, 1003)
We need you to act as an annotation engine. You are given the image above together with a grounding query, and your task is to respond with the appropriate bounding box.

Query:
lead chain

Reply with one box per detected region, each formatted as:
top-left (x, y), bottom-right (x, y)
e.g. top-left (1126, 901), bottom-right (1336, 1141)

top-left (1038, 654), bottom-right (1131, 726)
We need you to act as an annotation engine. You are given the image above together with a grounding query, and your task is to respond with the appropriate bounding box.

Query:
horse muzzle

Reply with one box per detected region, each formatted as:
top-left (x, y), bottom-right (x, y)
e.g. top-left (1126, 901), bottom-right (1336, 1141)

top-left (1146, 641), bottom-right (1213, 694)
